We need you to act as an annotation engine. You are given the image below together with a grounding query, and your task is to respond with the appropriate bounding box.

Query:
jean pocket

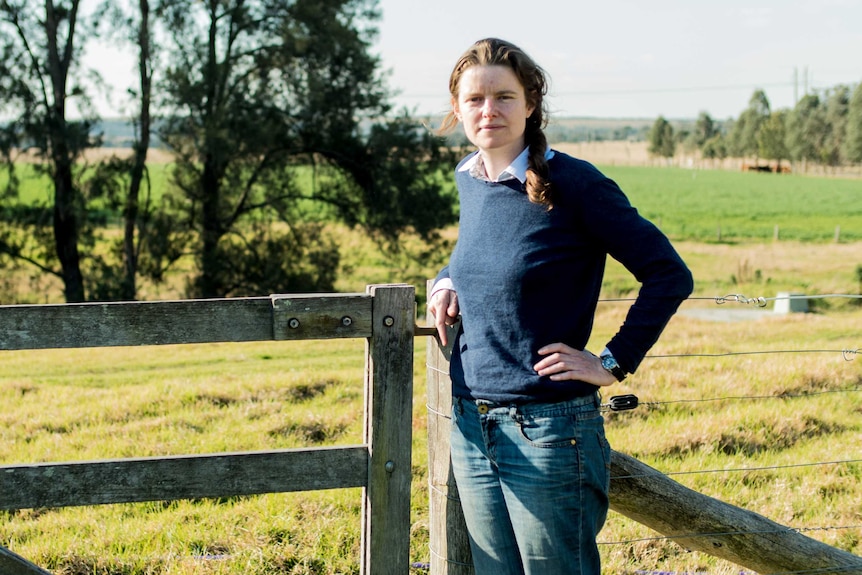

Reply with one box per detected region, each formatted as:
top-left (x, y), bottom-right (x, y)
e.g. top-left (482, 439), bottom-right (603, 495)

top-left (516, 414), bottom-right (578, 448)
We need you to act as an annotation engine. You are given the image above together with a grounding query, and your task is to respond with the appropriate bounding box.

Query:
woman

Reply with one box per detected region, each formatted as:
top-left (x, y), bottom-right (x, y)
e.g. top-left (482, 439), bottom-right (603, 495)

top-left (428, 38), bottom-right (693, 575)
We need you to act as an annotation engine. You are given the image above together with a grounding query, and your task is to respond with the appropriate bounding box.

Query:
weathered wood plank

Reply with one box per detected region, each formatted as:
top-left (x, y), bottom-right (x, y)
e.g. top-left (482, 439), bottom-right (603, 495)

top-left (609, 450), bottom-right (862, 574)
top-left (0, 294), bottom-right (372, 350)
top-left (362, 284), bottom-right (415, 575)
top-left (0, 446), bottom-right (368, 510)
top-left (424, 279), bottom-right (472, 575)
top-left (0, 546), bottom-right (53, 575)
top-left (271, 293), bottom-right (371, 340)
top-left (0, 297), bottom-right (272, 349)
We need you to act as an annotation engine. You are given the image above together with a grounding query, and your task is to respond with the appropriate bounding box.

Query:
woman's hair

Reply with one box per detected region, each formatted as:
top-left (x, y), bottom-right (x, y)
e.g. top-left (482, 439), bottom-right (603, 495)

top-left (439, 38), bottom-right (554, 208)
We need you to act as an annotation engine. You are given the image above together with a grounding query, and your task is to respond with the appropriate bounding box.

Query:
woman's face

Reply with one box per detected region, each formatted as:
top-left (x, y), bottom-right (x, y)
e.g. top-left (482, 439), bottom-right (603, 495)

top-left (453, 64), bottom-right (535, 162)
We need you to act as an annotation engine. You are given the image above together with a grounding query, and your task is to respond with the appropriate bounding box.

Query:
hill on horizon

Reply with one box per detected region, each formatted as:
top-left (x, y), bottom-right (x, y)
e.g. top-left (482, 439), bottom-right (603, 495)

top-left (95, 115), bottom-right (699, 148)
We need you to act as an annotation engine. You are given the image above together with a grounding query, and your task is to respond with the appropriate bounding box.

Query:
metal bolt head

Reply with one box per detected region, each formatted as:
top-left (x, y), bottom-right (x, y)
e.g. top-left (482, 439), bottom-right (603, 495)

top-left (288, 318), bottom-right (300, 329)
top-left (384, 461), bottom-right (395, 473)
top-left (383, 316), bottom-right (394, 327)
top-left (341, 316), bottom-right (353, 327)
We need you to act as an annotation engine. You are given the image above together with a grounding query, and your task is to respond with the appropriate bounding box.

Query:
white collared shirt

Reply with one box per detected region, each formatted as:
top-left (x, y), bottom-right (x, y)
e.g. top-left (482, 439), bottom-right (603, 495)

top-left (458, 146), bottom-right (555, 183)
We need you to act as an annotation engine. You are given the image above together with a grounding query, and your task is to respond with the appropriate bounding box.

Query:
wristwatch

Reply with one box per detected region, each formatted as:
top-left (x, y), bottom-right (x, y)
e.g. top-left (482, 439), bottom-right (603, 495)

top-left (600, 352), bottom-right (626, 382)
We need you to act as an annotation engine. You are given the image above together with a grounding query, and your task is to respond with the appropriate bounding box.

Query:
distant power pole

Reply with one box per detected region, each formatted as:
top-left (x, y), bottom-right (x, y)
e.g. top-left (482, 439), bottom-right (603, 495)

top-left (793, 67), bottom-right (798, 105)
top-left (793, 66), bottom-right (799, 107)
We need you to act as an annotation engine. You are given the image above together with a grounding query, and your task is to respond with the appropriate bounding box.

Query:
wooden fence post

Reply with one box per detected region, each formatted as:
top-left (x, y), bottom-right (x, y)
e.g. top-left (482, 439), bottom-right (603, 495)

top-left (610, 451), bottom-right (862, 574)
top-left (0, 546), bottom-right (53, 575)
top-left (425, 280), bottom-right (473, 575)
top-left (362, 284), bottom-right (416, 575)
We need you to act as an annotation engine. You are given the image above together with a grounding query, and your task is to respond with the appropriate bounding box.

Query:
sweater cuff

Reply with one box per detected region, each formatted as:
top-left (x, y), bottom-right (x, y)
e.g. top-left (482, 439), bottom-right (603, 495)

top-left (429, 278), bottom-right (455, 299)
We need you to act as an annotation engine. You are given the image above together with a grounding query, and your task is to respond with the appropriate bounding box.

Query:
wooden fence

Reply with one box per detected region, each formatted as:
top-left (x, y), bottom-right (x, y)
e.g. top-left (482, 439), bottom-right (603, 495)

top-left (0, 284), bottom-right (415, 575)
top-left (3, 283), bottom-right (861, 575)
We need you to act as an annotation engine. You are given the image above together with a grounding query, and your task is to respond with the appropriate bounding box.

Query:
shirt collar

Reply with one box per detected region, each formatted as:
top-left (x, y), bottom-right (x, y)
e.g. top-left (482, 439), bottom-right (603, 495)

top-left (459, 147), bottom-right (555, 183)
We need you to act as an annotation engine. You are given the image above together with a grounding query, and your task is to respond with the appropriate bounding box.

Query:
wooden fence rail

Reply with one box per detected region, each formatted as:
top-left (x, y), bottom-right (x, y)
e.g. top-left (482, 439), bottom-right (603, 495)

top-left (0, 284), bottom-right (415, 575)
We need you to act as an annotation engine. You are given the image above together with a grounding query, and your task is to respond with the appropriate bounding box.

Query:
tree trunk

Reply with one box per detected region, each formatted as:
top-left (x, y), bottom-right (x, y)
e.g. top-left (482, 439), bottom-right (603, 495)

top-left (52, 154), bottom-right (85, 302)
top-left (46, 0), bottom-right (86, 302)
top-left (198, 155), bottom-right (223, 298)
top-left (121, 0), bottom-right (153, 301)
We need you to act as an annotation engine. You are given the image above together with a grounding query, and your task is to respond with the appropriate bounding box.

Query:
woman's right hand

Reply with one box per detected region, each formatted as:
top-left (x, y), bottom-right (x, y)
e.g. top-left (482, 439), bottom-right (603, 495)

top-left (428, 289), bottom-right (459, 346)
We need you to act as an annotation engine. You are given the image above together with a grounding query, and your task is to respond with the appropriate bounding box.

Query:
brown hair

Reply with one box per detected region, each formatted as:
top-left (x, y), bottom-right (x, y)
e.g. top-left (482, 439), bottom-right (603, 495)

top-left (439, 38), bottom-right (554, 207)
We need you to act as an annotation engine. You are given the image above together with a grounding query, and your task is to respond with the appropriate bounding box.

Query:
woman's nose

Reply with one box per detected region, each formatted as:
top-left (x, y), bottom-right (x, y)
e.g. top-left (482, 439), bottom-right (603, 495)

top-left (482, 98), bottom-right (497, 117)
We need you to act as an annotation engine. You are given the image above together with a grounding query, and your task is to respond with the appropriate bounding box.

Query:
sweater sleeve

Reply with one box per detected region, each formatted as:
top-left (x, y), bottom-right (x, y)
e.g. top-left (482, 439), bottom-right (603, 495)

top-left (577, 172), bottom-right (693, 374)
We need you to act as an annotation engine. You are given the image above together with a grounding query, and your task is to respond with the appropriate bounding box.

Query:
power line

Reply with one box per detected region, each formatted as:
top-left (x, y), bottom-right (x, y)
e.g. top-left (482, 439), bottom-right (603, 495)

top-left (647, 348), bottom-right (859, 360)
top-left (554, 82), bottom-right (797, 97)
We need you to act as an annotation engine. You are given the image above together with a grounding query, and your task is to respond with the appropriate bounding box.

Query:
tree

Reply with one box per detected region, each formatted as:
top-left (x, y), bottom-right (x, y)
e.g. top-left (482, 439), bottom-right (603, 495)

top-left (821, 85), bottom-right (850, 167)
top-left (844, 82), bottom-right (862, 164)
top-left (648, 116), bottom-right (675, 161)
top-left (152, 0), bottom-right (457, 298)
top-left (0, 0), bottom-right (99, 302)
top-left (79, 0), bottom-right (156, 301)
top-left (757, 110), bottom-right (788, 170)
top-left (729, 90), bottom-right (770, 160)
top-left (786, 94), bottom-right (828, 168)
top-left (701, 134), bottom-right (727, 165)
top-left (693, 111), bottom-right (718, 149)
top-left (118, 0), bottom-right (154, 301)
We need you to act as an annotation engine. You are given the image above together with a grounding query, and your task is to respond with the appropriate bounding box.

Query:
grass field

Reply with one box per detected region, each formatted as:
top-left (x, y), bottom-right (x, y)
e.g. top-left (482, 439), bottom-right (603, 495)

top-left (1, 162), bottom-right (861, 574)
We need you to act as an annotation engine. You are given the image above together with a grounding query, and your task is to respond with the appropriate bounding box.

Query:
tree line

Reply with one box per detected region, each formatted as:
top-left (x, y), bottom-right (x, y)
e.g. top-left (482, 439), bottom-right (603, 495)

top-left (0, 0), bottom-right (459, 303)
top-left (648, 85), bottom-right (862, 169)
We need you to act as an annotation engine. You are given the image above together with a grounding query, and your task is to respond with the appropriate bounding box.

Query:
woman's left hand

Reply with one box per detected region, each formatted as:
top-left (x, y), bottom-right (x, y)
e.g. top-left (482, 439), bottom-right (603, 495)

top-left (534, 342), bottom-right (618, 387)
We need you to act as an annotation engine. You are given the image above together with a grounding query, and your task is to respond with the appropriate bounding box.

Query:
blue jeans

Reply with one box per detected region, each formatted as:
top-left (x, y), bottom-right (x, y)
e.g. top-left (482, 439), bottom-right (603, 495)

top-left (450, 393), bottom-right (610, 575)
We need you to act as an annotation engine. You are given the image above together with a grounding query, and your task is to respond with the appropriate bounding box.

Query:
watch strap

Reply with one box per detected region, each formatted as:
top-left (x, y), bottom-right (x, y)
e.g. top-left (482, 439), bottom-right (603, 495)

top-left (600, 352), bottom-right (626, 382)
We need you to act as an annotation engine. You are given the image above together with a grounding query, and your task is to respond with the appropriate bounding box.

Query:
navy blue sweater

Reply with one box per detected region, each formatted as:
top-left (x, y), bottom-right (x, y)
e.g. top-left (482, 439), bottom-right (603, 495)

top-left (438, 150), bottom-right (693, 404)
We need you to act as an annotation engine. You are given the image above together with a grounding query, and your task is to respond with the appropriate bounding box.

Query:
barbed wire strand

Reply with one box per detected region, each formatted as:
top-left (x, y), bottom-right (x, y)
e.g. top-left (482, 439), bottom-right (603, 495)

top-left (597, 292), bottom-right (862, 305)
top-left (611, 458), bottom-right (862, 481)
top-left (632, 387), bottom-right (861, 409)
top-left (599, 523), bottom-right (862, 546)
top-left (647, 348), bottom-right (859, 360)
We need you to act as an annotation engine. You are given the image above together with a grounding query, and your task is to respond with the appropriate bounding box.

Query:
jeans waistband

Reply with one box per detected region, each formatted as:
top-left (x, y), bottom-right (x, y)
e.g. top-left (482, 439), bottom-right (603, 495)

top-left (462, 392), bottom-right (601, 416)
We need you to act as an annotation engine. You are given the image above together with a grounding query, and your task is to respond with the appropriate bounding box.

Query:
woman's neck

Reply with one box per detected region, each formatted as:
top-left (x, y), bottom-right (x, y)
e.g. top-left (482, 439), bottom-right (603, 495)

top-left (479, 144), bottom-right (526, 181)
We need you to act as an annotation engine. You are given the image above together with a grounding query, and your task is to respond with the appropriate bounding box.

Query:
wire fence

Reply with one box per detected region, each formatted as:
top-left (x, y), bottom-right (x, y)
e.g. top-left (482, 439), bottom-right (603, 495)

top-left (421, 290), bottom-right (862, 575)
top-left (601, 291), bottom-right (861, 573)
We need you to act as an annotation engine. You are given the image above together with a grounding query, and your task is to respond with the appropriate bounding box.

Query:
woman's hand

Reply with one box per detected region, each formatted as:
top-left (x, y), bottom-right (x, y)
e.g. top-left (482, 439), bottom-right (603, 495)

top-left (534, 342), bottom-right (618, 387)
top-left (428, 289), bottom-right (459, 346)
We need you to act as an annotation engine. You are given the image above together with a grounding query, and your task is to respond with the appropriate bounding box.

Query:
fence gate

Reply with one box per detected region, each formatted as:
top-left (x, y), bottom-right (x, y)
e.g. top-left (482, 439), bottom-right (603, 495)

top-left (0, 284), bottom-right (416, 575)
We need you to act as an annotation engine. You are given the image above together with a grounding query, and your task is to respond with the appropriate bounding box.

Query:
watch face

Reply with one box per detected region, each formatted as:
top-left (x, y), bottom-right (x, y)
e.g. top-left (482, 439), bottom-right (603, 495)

top-left (601, 354), bottom-right (625, 381)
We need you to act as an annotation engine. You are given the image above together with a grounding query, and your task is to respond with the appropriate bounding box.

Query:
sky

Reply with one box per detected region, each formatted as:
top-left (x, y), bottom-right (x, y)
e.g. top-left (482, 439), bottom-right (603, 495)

top-left (372, 0), bottom-right (862, 120)
top-left (87, 0), bottom-right (862, 121)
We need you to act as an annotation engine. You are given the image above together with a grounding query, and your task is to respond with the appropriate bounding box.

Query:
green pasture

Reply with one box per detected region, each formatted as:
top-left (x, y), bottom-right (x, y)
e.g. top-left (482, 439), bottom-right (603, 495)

top-left (2, 160), bottom-right (861, 243)
top-left (601, 166), bottom-right (862, 242)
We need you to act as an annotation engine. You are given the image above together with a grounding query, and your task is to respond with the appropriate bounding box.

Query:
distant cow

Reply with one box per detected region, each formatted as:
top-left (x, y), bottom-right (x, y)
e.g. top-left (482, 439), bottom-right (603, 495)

top-left (741, 163), bottom-right (790, 174)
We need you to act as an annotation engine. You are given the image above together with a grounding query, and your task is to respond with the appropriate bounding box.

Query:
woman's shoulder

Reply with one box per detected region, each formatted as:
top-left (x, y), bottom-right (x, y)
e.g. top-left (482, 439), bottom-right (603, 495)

top-left (548, 149), bottom-right (606, 181)
top-left (548, 149), bottom-right (616, 199)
